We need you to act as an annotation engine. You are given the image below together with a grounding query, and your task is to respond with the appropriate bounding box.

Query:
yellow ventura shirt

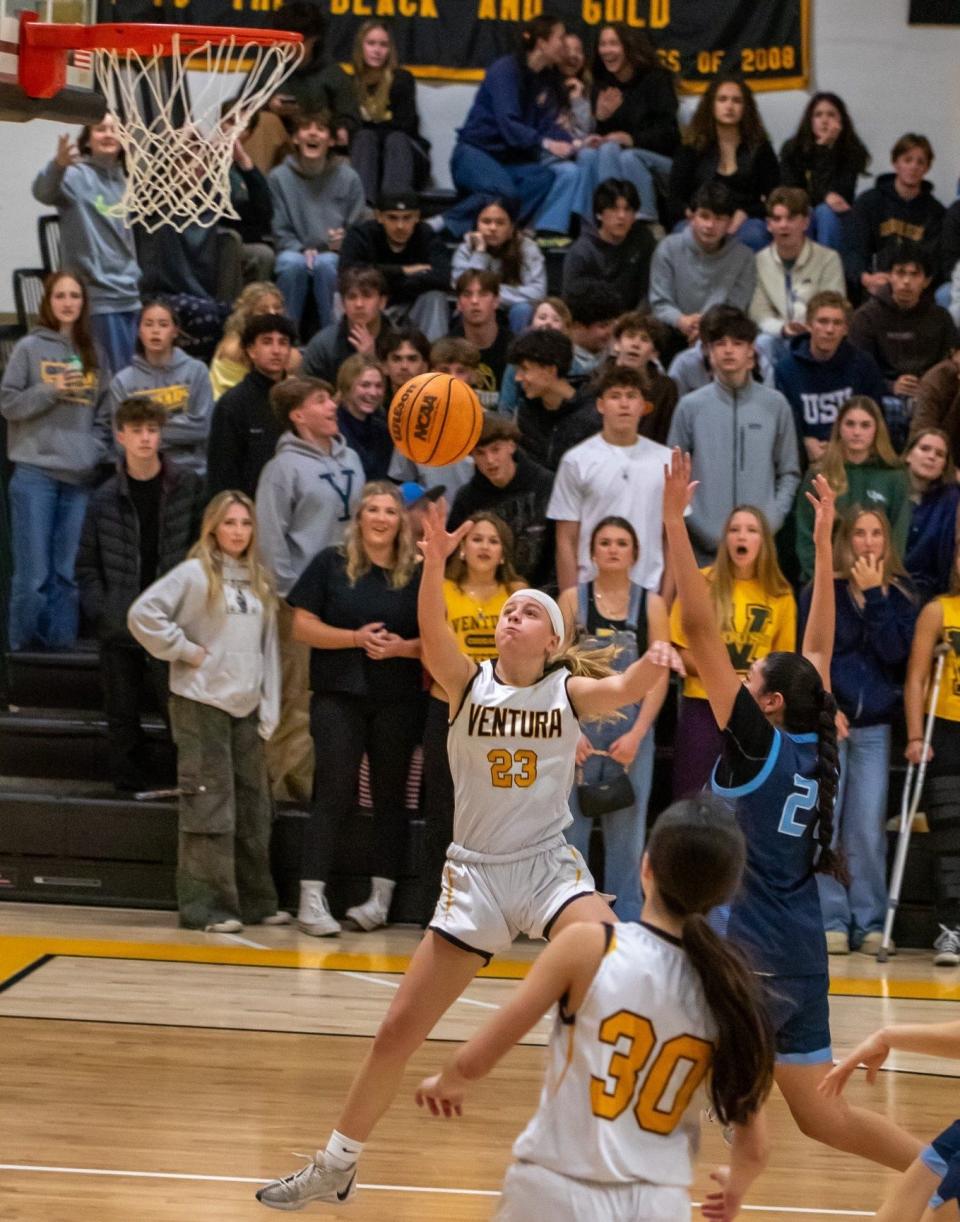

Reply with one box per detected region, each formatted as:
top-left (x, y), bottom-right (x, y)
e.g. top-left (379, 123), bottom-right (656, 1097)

top-left (443, 579), bottom-right (510, 662)
top-left (936, 594), bottom-right (960, 723)
top-left (670, 570), bottom-right (797, 701)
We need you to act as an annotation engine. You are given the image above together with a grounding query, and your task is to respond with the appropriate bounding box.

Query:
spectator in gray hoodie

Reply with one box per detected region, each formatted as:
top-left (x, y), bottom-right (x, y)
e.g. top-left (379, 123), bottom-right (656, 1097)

top-left (255, 377), bottom-right (364, 802)
top-left (667, 308), bottom-right (800, 563)
top-left (105, 300), bottom-right (214, 475)
top-left (649, 181), bottom-right (756, 348)
top-left (128, 490), bottom-right (286, 933)
top-left (32, 116), bottom-right (141, 375)
top-left (1, 272), bottom-right (109, 650)
top-left (269, 110), bottom-right (366, 336)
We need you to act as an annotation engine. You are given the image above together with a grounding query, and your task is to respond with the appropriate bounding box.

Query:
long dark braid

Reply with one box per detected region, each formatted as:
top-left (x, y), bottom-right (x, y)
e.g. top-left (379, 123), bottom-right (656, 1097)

top-left (761, 652), bottom-right (845, 881)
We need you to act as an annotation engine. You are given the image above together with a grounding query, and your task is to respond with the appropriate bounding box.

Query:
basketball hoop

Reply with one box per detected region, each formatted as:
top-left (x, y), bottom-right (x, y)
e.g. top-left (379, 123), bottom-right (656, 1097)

top-left (18, 13), bottom-right (303, 232)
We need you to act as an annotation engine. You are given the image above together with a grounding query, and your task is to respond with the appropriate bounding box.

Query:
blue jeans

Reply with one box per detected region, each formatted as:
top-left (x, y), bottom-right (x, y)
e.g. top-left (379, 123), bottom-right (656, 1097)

top-left (809, 202), bottom-right (854, 257)
top-left (575, 144), bottom-right (672, 220)
top-left (507, 301), bottom-right (534, 333)
top-left (565, 731), bottom-right (655, 923)
top-left (817, 722), bottom-right (891, 943)
top-left (8, 464), bottom-right (90, 650)
top-left (274, 249), bottom-right (339, 331)
top-left (446, 144), bottom-right (555, 238)
top-left (533, 157), bottom-right (580, 234)
top-left (90, 310), bottom-right (138, 377)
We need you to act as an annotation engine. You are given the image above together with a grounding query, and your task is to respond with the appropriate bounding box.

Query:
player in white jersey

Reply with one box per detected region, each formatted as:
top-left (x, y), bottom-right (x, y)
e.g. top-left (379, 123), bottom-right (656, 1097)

top-left (257, 502), bottom-right (683, 1211)
top-left (416, 796), bottom-right (774, 1221)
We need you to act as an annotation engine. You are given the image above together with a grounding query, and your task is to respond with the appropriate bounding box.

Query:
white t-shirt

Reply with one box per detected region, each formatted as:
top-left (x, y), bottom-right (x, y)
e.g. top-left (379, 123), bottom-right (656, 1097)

top-left (547, 434), bottom-right (673, 589)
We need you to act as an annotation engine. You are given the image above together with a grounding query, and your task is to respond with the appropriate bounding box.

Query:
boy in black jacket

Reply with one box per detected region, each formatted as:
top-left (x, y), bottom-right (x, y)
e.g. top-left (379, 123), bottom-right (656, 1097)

top-left (76, 398), bottom-right (206, 792)
top-left (339, 190), bottom-right (451, 339)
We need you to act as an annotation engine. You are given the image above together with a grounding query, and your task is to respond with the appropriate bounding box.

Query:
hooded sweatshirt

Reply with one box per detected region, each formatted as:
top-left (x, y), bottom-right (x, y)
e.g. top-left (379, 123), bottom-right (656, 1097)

top-left (0, 328), bottom-right (108, 482)
top-left (849, 173), bottom-right (945, 284)
top-left (666, 378), bottom-right (801, 562)
top-left (561, 223), bottom-right (657, 312)
top-left (457, 54), bottom-right (567, 160)
top-left (107, 350), bottom-right (214, 473)
top-left (649, 227), bottom-right (756, 328)
top-left (774, 334), bottom-right (888, 442)
top-left (32, 157), bottom-right (140, 315)
top-left (516, 383), bottom-right (601, 473)
top-left (793, 461), bottom-right (911, 581)
top-left (848, 287), bottom-right (957, 385)
top-left (255, 431), bottom-right (364, 597)
top-left (127, 556), bottom-right (279, 737)
top-left (268, 155), bottom-right (366, 253)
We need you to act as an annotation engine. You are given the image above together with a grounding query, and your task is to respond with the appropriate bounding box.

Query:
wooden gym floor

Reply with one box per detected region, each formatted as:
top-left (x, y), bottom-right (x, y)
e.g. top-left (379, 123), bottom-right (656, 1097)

top-left (2, 904), bottom-right (960, 1220)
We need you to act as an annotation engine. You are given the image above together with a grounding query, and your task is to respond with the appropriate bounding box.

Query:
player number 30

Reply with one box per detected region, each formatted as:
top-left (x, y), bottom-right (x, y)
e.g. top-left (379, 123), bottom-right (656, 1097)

top-left (486, 748), bottom-right (538, 788)
top-left (591, 1010), bottom-right (713, 1135)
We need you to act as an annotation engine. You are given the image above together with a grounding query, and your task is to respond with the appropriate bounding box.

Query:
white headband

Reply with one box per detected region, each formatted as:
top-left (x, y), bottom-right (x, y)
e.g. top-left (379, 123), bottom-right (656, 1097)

top-left (506, 589), bottom-right (564, 639)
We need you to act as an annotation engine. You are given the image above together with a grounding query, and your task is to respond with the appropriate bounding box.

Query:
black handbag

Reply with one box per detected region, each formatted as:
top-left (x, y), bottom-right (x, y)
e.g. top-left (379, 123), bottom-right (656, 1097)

top-left (576, 750), bottom-right (636, 818)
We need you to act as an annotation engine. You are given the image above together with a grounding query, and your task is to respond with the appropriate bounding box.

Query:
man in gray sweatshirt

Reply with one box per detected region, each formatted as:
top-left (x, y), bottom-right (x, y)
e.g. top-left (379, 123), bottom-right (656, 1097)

top-left (649, 182), bottom-right (756, 348)
top-left (667, 309), bottom-right (800, 564)
top-left (268, 110), bottom-right (366, 338)
top-left (255, 377), bottom-right (364, 801)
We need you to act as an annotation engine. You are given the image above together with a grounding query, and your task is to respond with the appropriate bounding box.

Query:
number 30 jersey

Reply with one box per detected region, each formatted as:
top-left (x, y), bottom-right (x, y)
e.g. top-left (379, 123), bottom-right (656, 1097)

top-left (447, 661), bottom-right (580, 860)
top-left (513, 922), bottom-right (716, 1186)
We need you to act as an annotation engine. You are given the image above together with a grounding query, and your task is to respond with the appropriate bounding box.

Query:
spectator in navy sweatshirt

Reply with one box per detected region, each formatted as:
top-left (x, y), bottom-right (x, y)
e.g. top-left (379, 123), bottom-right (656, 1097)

top-left (903, 428), bottom-right (959, 601)
top-left (775, 290), bottom-right (887, 464)
top-left (800, 505), bottom-right (918, 956)
top-left (561, 178), bottom-right (656, 312)
top-left (443, 15), bottom-right (577, 238)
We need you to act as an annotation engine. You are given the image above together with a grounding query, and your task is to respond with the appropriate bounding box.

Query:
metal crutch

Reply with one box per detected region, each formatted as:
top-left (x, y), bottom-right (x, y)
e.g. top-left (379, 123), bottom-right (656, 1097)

top-left (878, 642), bottom-right (950, 963)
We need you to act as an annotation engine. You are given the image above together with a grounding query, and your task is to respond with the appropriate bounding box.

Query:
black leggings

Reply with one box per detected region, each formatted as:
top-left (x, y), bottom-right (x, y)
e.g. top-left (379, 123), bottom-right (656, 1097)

top-left (924, 718), bottom-right (960, 927)
top-left (420, 694), bottom-right (455, 918)
top-left (303, 691), bottom-right (424, 882)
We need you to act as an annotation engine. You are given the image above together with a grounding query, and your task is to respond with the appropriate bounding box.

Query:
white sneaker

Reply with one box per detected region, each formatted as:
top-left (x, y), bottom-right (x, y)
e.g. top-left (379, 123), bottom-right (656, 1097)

top-left (205, 918), bottom-right (243, 933)
top-left (934, 924), bottom-right (960, 966)
top-left (859, 930), bottom-right (893, 957)
top-left (256, 1153), bottom-right (358, 1209)
top-left (345, 877), bottom-right (395, 932)
top-left (297, 882), bottom-right (340, 937)
top-left (261, 911), bottom-right (293, 926)
top-left (825, 930), bottom-right (849, 955)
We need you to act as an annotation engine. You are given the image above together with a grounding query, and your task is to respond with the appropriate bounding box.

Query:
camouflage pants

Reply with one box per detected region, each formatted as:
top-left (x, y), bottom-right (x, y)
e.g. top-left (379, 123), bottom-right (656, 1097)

top-left (169, 694), bottom-right (278, 929)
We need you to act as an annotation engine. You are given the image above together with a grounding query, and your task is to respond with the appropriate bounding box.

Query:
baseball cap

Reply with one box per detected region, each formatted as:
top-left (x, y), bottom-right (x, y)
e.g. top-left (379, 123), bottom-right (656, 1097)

top-left (378, 190), bottom-right (420, 214)
top-left (399, 481), bottom-right (446, 508)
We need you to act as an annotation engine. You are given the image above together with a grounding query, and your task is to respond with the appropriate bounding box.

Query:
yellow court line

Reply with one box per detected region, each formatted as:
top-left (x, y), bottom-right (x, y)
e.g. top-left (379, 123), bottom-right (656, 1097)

top-left (0, 934), bottom-right (530, 984)
top-left (1, 935), bottom-right (959, 1002)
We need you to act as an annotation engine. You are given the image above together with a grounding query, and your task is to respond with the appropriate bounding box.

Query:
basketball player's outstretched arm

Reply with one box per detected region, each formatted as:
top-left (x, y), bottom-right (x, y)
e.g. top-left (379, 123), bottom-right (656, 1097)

top-left (820, 1019), bottom-right (960, 1098)
top-left (567, 637), bottom-right (684, 720)
top-left (800, 474), bottom-right (836, 690)
top-left (662, 449), bottom-right (742, 731)
top-left (414, 923), bottom-right (608, 1115)
top-left (416, 501), bottom-right (476, 707)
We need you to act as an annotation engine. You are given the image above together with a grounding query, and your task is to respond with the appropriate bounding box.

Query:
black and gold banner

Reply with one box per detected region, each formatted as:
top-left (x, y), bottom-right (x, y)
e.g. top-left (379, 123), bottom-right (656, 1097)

top-left (909, 1), bottom-right (960, 22)
top-left (103, 0), bottom-right (809, 90)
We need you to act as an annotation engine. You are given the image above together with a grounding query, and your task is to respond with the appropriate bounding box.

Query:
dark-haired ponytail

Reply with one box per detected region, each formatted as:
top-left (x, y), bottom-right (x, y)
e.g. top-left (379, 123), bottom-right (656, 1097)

top-left (679, 914), bottom-right (774, 1126)
top-left (813, 688), bottom-right (847, 882)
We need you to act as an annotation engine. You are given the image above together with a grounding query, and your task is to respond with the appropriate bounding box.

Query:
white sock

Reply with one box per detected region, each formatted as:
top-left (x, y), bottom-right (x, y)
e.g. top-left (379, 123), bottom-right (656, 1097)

top-left (323, 1130), bottom-right (364, 1172)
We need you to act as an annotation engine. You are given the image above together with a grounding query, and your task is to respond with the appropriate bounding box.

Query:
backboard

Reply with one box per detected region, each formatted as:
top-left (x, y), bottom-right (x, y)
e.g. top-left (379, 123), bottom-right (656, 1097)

top-left (0, 0), bottom-right (103, 122)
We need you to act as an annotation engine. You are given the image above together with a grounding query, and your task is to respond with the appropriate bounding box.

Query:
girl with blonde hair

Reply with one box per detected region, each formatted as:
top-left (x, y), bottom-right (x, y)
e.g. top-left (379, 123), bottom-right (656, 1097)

top-left (209, 281), bottom-right (302, 398)
top-left (287, 481), bottom-right (424, 937)
top-left (671, 504), bottom-right (796, 797)
top-left (800, 505), bottom-right (917, 955)
top-left (127, 491), bottom-right (284, 933)
top-left (348, 20), bottom-right (430, 203)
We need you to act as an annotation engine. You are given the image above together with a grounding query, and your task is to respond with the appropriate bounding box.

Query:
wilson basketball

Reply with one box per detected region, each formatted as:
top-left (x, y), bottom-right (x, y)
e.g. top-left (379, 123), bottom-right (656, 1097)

top-left (388, 372), bottom-right (483, 467)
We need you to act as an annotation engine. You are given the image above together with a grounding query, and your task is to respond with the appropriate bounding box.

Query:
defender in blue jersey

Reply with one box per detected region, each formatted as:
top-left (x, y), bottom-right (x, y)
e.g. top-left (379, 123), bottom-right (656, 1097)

top-left (664, 449), bottom-right (921, 1174)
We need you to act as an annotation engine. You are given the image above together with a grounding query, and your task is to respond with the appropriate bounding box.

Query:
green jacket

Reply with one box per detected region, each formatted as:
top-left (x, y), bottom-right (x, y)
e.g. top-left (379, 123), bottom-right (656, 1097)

top-left (794, 460), bottom-right (911, 580)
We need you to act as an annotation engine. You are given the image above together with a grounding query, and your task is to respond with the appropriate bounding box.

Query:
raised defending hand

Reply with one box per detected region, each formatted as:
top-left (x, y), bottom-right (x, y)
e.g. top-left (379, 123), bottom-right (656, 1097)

top-left (818, 1029), bottom-right (891, 1098)
top-left (417, 501), bottom-right (472, 567)
top-left (805, 472), bottom-right (836, 552)
top-left (662, 448), bottom-right (698, 522)
top-left (415, 1069), bottom-right (466, 1118)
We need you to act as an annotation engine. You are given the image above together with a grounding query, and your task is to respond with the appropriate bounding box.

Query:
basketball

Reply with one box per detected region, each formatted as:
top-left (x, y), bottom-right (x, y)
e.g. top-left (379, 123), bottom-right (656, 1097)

top-left (388, 372), bottom-right (483, 467)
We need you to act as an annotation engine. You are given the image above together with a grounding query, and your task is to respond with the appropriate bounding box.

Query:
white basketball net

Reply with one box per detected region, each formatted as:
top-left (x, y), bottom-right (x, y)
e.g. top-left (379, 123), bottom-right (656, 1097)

top-left (93, 33), bottom-right (302, 232)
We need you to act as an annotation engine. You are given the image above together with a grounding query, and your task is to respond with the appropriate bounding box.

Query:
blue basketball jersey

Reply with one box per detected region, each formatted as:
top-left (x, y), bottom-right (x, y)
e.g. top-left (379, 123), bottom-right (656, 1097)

top-left (711, 688), bottom-right (828, 978)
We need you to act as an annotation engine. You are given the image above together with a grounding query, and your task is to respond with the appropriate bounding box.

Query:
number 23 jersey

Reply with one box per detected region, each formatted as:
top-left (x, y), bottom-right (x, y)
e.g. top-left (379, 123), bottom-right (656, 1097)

top-left (447, 660), bottom-right (580, 859)
top-left (513, 922), bottom-right (716, 1186)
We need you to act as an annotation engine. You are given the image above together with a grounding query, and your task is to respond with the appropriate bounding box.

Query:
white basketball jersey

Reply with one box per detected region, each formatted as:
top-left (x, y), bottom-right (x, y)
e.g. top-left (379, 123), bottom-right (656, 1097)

top-left (513, 923), bottom-right (717, 1187)
top-left (447, 661), bottom-right (579, 859)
